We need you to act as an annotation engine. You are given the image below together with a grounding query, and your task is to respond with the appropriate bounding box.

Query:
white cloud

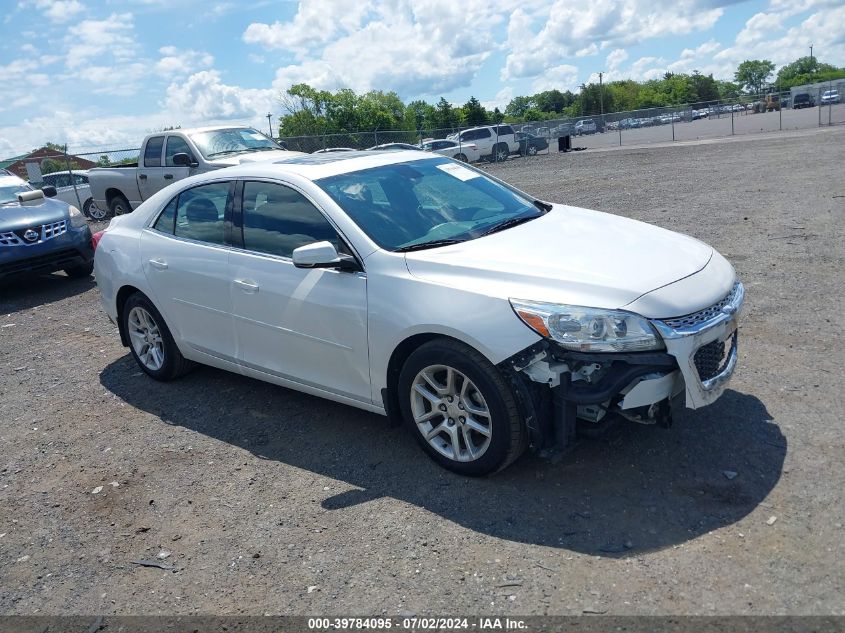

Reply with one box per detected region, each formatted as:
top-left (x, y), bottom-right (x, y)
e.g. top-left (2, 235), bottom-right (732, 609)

top-left (155, 47), bottom-right (214, 78)
top-left (25, 0), bottom-right (84, 23)
top-left (480, 87), bottom-right (514, 111)
top-left (531, 64), bottom-right (579, 92)
top-left (247, 0), bottom-right (518, 97)
top-left (65, 13), bottom-right (136, 69)
top-left (606, 48), bottom-right (629, 71)
top-left (503, 0), bottom-right (724, 81)
top-left (164, 70), bottom-right (276, 120)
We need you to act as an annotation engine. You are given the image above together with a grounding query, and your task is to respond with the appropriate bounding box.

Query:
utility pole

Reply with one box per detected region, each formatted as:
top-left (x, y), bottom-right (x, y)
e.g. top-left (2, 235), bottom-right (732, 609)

top-left (266, 113), bottom-right (273, 139)
top-left (599, 72), bottom-right (604, 117)
top-left (809, 44), bottom-right (813, 62)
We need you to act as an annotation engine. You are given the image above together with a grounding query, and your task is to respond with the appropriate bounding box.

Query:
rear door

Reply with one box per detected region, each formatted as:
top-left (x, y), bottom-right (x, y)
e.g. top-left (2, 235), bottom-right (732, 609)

top-left (138, 136), bottom-right (165, 200)
top-left (140, 180), bottom-right (238, 362)
top-left (228, 179), bottom-right (370, 403)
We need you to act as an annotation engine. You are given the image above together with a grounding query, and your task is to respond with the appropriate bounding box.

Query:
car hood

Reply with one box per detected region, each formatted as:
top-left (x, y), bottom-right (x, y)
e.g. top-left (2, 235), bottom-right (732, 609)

top-left (209, 150), bottom-right (306, 166)
top-left (403, 204), bottom-right (715, 311)
top-left (0, 198), bottom-right (69, 230)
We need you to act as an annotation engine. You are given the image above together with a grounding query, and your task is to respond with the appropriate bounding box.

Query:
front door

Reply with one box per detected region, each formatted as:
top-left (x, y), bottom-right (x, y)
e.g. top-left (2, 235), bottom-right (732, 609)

top-left (228, 180), bottom-right (370, 403)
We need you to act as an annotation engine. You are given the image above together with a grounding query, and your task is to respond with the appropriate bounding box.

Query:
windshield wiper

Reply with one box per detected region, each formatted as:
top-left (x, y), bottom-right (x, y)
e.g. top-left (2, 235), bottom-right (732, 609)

top-left (479, 214), bottom-right (540, 237)
top-left (206, 149), bottom-right (251, 157)
top-left (534, 199), bottom-right (552, 212)
top-left (394, 238), bottom-right (467, 252)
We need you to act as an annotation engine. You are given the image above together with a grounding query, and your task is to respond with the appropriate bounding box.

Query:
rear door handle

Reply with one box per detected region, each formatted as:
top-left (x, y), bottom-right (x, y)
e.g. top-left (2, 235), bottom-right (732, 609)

top-left (234, 279), bottom-right (259, 292)
top-left (139, 174), bottom-right (147, 180)
top-left (148, 258), bottom-right (168, 270)
top-left (164, 174), bottom-right (174, 180)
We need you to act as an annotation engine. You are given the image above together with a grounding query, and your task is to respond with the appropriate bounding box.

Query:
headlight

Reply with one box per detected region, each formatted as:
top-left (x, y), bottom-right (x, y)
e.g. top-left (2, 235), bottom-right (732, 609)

top-left (510, 299), bottom-right (664, 352)
top-left (68, 205), bottom-right (87, 228)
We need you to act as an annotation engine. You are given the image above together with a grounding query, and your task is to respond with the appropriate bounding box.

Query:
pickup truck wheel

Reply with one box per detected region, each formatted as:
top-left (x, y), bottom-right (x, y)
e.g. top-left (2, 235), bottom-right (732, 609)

top-left (455, 153), bottom-right (468, 162)
top-left (398, 339), bottom-right (527, 476)
top-left (494, 143), bottom-right (509, 162)
top-left (84, 199), bottom-right (109, 221)
top-left (109, 195), bottom-right (131, 216)
top-left (123, 293), bottom-right (193, 381)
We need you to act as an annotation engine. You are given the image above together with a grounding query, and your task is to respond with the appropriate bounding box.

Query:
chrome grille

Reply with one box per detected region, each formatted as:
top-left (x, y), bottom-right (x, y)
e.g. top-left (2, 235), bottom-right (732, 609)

top-left (0, 220), bottom-right (68, 247)
top-left (662, 283), bottom-right (741, 329)
top-left (0, 231), bottom-right (23, 246)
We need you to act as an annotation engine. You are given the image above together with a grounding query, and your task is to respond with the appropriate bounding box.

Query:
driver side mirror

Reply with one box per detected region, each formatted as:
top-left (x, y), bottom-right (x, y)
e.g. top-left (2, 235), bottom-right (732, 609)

top-left (292, 241), bottom-right (359, 271)
top-left (172, 152), bottom-right (198, 168)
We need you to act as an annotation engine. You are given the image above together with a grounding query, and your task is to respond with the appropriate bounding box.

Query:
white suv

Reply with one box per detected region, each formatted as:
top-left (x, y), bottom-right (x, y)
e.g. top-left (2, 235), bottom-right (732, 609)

top-left (574, 119), bottom-right (597, 135)
top-left (449, 125), bottom-right (519, 162)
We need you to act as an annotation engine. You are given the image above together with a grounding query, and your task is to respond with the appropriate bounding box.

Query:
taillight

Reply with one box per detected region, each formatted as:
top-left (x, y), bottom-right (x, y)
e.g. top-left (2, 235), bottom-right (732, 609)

top-left (92, 230), bottom-right (104, 251)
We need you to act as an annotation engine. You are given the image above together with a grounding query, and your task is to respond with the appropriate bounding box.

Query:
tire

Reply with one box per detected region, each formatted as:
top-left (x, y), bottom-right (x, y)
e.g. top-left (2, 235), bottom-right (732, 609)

top-left (85, 198), bottom-right (110, 221)
top-left (397, 338), bottom-right (528, 476)
top-left (455, 153), bottom-right (468, 162)
top-left (109, 194), bottom-right (131, 216)
top-left (527, 145), bottom-right (538, 156)
top-left (493, 143), bottom-right (509, 162)
top-left (64, 262), bottom-right (94, 278)
top-left (122, 292), bottom-right (193, 381)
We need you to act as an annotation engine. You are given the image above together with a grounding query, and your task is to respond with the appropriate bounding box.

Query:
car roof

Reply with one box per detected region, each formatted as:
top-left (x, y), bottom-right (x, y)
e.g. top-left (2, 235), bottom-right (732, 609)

top-left (41, 169), bottom-right (90, 176)
top-left (213, 150), bottom-right (444, 181)
top-left (0, 174), bottom-right (27, 187)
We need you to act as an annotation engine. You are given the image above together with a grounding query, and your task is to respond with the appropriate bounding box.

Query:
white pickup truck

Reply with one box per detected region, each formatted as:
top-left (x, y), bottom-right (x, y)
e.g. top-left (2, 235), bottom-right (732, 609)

top-left (88, 126), bottom-right (302, 216)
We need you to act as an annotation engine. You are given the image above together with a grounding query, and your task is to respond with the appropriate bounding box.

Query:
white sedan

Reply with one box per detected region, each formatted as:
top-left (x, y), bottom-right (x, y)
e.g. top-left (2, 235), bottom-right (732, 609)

top-left (95, 151), bottom-right (743, 475)
top-left (419, 139), bottom-right (481, 163)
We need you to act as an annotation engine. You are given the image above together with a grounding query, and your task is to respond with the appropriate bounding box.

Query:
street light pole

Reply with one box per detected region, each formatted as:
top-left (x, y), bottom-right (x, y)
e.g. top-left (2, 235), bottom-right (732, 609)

top-left (266, 113), bottom-right (273, 139)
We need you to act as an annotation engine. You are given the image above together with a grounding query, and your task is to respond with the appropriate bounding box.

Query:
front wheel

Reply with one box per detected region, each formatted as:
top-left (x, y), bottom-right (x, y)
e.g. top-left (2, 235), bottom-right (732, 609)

top-left (527, 145), bottom-right (538, 156)
top-left (64, 262), bottom-right (93, 278)
top-left (123, 293), bottom-right (193, 381)
top-left (398, 339), bottom-right (527, 476)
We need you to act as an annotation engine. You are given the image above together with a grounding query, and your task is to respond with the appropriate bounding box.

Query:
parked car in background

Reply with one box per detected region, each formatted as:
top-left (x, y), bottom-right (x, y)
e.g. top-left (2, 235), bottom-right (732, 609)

top-left (419, 139), bottom-right (481, 163)
top-left (88, 126), bottom-right (302, 217)
top-left (792, 93), bottom-right (815, 109)
top-left (367, 143), bottom-right (421, 151)
top-left (447, 125), bottom-right (519, 162)
top-left (29, 170), bottom-right (102, 220)
top-left (515, 132), bottom-right (548, 156)
top-left (0, 172), bottom-right (94, 280)
top-left (574, 119), bottom-right (597, 135)
top-left (821, 90), bottom-right (841, 105)
top-left (313, 148), bottom-right (357, 153)
top-left (95, 151), bottom-right (744, 475)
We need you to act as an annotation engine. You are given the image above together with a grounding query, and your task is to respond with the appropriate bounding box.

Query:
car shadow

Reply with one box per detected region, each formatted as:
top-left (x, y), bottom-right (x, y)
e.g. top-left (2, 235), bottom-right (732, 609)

top-left (99, 356), bottom-right (785, 556)
top-left (0, 273), bottom-right (96, 315)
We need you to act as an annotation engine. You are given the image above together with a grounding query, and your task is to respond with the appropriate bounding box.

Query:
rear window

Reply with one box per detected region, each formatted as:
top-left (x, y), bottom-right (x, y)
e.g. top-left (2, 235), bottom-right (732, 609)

top-left (144, 137), bottom-right (164, 167)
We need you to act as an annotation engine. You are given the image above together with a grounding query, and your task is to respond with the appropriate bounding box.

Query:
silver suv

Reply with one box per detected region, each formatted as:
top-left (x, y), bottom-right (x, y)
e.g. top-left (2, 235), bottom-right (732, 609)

top-left (448, 125), bottom-right (519, 161)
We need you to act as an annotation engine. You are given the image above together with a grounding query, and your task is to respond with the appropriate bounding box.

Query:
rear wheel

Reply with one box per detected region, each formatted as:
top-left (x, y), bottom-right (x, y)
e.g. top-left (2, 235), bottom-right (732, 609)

top-left (398, 339), bottom-right (527, 476)
top-left (123, 292), bottom-right (193, 381)
top-left (109, 194), bottom-right (131, 216)
top-left (455, 153), bottom-right (468, 162)
top-left (527, 145), bottom-right (538, 156)
top-left (493, 143), bottom-right (509, 162)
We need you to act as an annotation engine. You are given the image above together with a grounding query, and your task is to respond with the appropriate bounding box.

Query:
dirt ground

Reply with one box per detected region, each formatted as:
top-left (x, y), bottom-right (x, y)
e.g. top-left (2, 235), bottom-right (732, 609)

top-left (1, 127), bottom-right (843, 616)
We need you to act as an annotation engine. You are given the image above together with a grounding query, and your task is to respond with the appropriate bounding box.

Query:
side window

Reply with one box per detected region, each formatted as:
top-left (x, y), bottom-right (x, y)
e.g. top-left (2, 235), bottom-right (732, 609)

top-left (153, 197), bottom-right (178, 234)
top-left (144, 136), bottom-right (164, 167)
top-left (74, 174), bottom-right (88, 185)
top-left (174, 182), bottom-right (229, 245)
top-left (498, 125), bottom-right (514, 135)
top-left (42, 174), bottom-right (55, 186)
top-left (242, 181), bottom-right (338, 258)
top-left (53, 173), bottom-right (71, 188)
top-left (165, 136), bottom-right (193, 167)
top-left (477, 129), bottom-right (491, 140)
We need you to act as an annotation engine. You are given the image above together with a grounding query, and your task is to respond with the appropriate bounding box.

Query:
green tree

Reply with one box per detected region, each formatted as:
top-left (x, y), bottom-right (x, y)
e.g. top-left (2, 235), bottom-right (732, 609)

top-left (776, 56), bottom-right (844, 88)
top-left (504, 95), bottom-right (533, 119)
top-left (734, 59), bottom-right (775, 94)
top-left (433, 97), bottom-right (457, 132)
top-left (97, 155), bottom-right (111, 167)
top-left (461, 96), bottom-right (489, 126)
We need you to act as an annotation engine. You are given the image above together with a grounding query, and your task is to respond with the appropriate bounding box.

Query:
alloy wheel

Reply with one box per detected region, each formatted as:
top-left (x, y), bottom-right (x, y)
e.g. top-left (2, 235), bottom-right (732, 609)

top-left (127, 306), bottom-right (165, 371)
top-left (410, 364), bottom-right (492, 462)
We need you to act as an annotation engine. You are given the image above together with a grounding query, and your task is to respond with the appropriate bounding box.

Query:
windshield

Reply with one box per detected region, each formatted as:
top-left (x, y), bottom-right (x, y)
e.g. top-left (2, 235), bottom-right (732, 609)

top-left (317, 157), bottom-right (543, 251)
top-left (190, 128), bottom-right (282, 159)
top-left (0, 181), bottom-right (33, 205)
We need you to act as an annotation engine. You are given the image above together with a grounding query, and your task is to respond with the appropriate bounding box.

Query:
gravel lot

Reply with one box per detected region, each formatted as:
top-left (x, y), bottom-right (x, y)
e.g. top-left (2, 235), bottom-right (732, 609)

top-left (1, 127), bottom-right (843, 617)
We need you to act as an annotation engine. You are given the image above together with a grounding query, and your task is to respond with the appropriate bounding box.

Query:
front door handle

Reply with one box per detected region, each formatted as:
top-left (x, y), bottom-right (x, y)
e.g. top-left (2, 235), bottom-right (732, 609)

top-left (234, 279), bottom-right (259, 292)
top-left (139, 174), bottom-right (147, 180)
top-left (164, 174), bottom-right (174, 180)
top-left (148, 258), bottom-right (168, 270)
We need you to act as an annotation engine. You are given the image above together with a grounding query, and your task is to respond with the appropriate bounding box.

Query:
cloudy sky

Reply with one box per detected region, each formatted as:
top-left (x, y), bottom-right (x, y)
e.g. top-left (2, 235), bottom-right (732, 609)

top-left (1, 0), bottom-right (842, 156)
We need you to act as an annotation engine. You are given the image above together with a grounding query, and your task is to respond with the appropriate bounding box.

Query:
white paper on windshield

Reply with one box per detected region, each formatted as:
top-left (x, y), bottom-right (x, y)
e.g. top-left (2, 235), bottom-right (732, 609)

top-left (245, 132), bottom-right (266, 141)
top-left (436, 163), bottom-right (479, 181)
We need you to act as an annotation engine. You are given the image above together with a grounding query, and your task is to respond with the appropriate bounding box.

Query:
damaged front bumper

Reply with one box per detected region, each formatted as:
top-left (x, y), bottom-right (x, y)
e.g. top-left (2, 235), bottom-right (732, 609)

top-left (502, 282), bottom-right (744, 447)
